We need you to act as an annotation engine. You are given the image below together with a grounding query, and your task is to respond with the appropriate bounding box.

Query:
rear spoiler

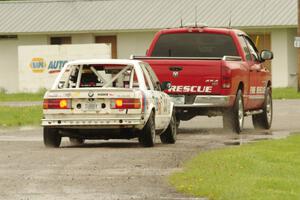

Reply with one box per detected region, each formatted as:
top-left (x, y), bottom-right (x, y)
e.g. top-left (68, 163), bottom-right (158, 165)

top-left (131, 55), bottom-right (242, 61)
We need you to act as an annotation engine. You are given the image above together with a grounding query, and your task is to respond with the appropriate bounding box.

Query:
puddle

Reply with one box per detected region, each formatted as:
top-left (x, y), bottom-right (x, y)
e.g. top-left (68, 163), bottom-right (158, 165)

top-left (224, 130), bottom-right (295, 146)
top-left (224, 140), bottom-right (241, 146)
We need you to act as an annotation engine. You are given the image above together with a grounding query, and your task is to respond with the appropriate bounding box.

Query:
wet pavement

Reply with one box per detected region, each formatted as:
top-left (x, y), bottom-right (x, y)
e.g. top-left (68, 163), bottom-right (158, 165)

top-left (0, 100), bottom-right (299, 200)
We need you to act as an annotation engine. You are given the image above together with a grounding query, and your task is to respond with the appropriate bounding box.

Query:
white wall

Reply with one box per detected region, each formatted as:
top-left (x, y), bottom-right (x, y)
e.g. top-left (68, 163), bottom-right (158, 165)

top-left (271, 29), bottom-right (289, 87)
top-left (72, 33), bottom-right (94, 44)
top-left (117, 32), bottom-right (156, 59)
top-left (271, 28), bottom-right (297, 88)
top-left (287, 29), bottom-right (298, 87)
top-left (0, 35), bottom-right (47, 92)
top-left (18, 44), bottom-right (110, 92)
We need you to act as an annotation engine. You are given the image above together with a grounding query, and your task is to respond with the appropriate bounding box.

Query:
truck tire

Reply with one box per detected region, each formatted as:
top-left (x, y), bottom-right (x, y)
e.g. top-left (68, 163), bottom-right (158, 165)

top-left (139, 112), bottom-right (156, 147)
top-left (43, 127), bottom-right (61, 148)
top-left (252, 87), bottom-right (273, 129)
top-left (160, 111), bottom-right (177, 144)
top-left (223, 89), bottom-right (244, 134)
top-left (69, 138), bottom-right (85, 145)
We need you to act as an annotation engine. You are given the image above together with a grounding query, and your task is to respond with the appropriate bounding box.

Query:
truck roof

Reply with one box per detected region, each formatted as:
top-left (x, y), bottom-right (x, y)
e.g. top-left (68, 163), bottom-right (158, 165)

top-left (158, 27), bottom-right (247, 36)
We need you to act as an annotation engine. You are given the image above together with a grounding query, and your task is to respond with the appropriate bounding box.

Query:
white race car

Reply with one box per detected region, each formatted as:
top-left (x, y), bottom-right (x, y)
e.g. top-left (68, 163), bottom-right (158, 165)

top-left (42, 59), bottom-right (176, 147)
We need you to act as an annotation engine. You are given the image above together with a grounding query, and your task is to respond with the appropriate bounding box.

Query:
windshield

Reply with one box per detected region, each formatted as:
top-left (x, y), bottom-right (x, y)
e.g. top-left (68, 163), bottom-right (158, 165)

top-left (151, 33), bottom-right (238, 57)
top-left (55, 64), bottom-right (138, 89)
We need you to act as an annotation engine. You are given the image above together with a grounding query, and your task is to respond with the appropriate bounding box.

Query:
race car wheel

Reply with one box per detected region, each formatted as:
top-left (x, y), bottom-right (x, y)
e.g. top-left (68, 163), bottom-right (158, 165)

top-left (69, 138), bottom-right (85, 145)
top-left (252, 87), bottom-right (273, 129)
top-left (160, 111), bottom-right (177, 144)
top-left (223, 89), bottom-right (244, 134)
top-left (43, 127), bottom-right (61, 148)
top-left (139, 112), bottom-right (156, 147)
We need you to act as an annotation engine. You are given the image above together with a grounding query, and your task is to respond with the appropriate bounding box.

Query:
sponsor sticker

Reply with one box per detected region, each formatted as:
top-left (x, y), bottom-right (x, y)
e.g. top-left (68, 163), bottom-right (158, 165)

top-left (29, 57), bottom-right (46, 73)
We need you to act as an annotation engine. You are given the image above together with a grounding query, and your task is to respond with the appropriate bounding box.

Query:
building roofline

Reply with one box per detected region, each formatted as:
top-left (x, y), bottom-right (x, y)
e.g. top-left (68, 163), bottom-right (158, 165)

top-left (0, 0), bottom-right (112, 4)
top-left (0, 25), bottom-right (296, 35)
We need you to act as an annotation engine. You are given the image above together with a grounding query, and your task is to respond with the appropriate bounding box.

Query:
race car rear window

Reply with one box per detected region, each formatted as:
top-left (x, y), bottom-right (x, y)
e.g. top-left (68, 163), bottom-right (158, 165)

top-left (151, 33), bottom-right (238, 57)
top-left (56, 64), bottom-right (136, 89)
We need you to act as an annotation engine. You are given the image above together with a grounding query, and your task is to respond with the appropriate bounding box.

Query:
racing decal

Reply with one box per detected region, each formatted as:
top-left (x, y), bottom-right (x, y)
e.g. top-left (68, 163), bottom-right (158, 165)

top-left (168, 85), bottom-right (213, 93)
top-left (48, 92), bottom-right (71, 98)
top-left (250, 86), bottom-right (265, 95)
top-left (141, 91), bottom-right (147, 113)
top-left (153, 97), bottom-right (162, 114)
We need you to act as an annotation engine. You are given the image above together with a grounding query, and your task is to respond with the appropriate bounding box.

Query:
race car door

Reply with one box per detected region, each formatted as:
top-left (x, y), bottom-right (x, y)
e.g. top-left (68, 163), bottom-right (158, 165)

top-left (140, 63), bottom-right (170, 130)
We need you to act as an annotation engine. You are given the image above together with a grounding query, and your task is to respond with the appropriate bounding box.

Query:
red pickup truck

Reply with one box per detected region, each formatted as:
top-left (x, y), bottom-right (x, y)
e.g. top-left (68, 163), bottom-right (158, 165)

top-left (133, 26), bottom-right (273, 133)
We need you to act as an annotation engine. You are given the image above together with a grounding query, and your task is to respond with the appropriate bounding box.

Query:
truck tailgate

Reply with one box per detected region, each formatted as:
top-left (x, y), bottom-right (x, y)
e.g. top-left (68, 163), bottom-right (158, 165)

top-left (142, 59), bottom-right (222, 95)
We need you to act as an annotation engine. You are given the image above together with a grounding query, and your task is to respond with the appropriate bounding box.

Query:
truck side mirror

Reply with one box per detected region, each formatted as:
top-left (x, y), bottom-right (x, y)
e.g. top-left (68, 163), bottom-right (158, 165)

top-left (161, 81), bottom-right (171, 90)
top-left (260, 50), bottom-right (273, 61)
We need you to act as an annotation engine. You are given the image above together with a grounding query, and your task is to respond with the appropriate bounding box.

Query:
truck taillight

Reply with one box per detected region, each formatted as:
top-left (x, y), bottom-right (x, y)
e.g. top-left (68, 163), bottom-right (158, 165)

top-left (221, 66), bottom-right (232, 89)
top-left (111, 99), bottom-right (141, 109)
top-left (43, 99), bottom-right (71, 109)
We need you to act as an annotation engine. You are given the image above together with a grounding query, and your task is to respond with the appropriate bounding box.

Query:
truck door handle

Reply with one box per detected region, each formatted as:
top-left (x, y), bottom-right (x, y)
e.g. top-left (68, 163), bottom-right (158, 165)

top-left (169, 66), bottom-right (183, 72)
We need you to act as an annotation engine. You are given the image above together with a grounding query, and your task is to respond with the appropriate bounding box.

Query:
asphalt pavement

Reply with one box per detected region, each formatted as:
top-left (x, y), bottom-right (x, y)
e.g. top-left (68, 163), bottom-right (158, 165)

top-left (0, 100), bottom-right (299, 200)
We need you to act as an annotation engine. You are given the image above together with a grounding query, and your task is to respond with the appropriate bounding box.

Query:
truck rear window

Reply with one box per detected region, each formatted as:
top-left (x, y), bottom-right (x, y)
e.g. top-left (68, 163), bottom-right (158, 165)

top-left (151, 33), bottom-right (238, 57)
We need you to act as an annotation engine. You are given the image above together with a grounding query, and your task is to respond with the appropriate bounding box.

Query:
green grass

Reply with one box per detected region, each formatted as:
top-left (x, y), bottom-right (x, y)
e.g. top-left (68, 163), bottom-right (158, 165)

top-left (0, 106), bottom-right (42, 127)
top-left (0, 91), bottom-right (45, 102)
top-left (272, 87), bottom-right (300, 99)
top-left (0, 87), bottom-right (299, 102)
top-left (170, 135), bottom-right (300, 200)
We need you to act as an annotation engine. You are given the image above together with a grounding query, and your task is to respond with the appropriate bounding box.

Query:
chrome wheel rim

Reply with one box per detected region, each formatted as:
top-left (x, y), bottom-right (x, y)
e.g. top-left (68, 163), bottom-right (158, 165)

top-left (238, 97), bottom-right (244, 128)
top-left (266, 93), bottom-right (272, 124)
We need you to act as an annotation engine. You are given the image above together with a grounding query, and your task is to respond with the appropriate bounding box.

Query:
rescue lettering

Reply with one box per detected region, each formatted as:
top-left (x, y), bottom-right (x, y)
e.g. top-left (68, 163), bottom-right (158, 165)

top-left (168, 85), bottom-right (213, 93)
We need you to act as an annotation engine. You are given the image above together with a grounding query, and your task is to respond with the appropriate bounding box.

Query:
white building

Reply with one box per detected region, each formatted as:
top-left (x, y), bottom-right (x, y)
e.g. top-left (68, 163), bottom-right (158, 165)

top-left (0, 0), bottom-right (297, 92)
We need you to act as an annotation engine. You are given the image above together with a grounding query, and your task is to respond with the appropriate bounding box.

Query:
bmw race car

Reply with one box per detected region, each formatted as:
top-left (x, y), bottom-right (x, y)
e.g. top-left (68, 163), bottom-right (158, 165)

top-left (42, 59), bottom-right (176, 147)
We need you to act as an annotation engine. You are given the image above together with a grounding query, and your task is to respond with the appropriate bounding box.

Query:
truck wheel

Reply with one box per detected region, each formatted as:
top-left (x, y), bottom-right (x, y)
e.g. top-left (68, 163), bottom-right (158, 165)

top-left (252, 87), bottom-right (273, 129)
top-left (223, 89), bottom-right (244, 134)
top-left (69, 138), bottom-right (85, 145)
top-left (139, 112), bottom-right (156, 147)
top-left (43, 127), bottom-right (61, 148)
top-left (160, 111), bottom-right (177, 144)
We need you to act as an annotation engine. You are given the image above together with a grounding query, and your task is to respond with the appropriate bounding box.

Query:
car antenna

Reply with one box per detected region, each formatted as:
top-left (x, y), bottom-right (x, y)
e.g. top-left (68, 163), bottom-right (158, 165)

top-left (228, 10), bottom-right (232, 28)
top-left (180, 17), bottom-right (183, 28)
top-left (194, 6), bottom-right (198, 27)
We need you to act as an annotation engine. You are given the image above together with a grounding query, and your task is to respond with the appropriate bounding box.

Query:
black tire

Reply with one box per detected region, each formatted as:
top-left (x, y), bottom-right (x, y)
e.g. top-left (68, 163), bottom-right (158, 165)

top-left (139, 112), bottom-right (156, 147)
top-left (69, 138), bottom-right (85, 145)
top-left (160, 111), bottom-right (177, 144)
top-left (252, 87), bottom-right (273, 129)
top-left (43, 127), bottom-right (61, 148)
top-left (223, 89), bottom-right (244, 134)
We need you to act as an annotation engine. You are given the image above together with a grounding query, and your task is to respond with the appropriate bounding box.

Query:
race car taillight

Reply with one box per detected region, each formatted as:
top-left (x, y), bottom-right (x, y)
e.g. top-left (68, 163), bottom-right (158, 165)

top-left (111, 98), bottom-right (141, 109)
top-left (43, 99), bottom-right (71, 109)
top-left (221, 65), bottom-right (232, 89)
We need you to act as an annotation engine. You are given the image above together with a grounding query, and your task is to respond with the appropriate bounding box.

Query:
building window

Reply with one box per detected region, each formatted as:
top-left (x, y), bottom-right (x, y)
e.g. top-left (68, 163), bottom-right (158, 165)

top-left (0, 35), bottom-right (18, 40)
top-left (50, 37), bottom-right (71, 45)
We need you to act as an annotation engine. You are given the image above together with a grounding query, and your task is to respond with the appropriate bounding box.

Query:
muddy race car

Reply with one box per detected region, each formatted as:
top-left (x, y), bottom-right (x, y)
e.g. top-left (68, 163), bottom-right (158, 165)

top-left (42, 59), bottom-right (177, 147)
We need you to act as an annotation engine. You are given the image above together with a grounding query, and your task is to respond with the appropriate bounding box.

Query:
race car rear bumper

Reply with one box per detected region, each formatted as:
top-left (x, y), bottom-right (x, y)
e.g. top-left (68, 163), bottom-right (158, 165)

top-left (42, 117), bottom-right (144, 128)
top-left (173, 95), bottom-right (234, 107)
